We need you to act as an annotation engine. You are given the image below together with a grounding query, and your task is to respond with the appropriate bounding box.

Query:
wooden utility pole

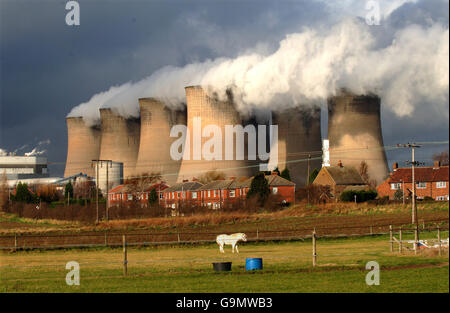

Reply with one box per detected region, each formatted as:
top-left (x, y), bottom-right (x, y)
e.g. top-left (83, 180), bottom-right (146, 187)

top-left (93, 160), bottom-right (100, 224)
top-left (399, 227), bottom-right (403, 253)
top-left (106, 161), bottom-right (110, 221)
top-left (397, 143), bottom-right (423, 249)
top-left (307, 154), bottom-right (311, 204)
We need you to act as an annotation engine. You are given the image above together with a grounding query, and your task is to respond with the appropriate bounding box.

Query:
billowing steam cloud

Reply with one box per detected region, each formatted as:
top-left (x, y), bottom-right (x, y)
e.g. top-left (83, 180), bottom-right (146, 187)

top-left (68, 17), bottom-right (449, 125)
top-left (0, 139), bottom-right (51, 157)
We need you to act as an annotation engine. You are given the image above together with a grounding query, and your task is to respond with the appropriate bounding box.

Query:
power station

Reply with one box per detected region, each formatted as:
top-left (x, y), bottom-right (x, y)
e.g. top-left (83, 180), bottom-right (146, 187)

top-left (327, 90), bottom-right (389, 185)
top-left (65, 86), bottom-right (389, 187)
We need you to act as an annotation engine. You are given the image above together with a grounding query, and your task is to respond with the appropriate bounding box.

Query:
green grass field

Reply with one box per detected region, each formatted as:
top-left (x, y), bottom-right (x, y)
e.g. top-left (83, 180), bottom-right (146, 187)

top-left (1, 232), bottom-right (448, 293)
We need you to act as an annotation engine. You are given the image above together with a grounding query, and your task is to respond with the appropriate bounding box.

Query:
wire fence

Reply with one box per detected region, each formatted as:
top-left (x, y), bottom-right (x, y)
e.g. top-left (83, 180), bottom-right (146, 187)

top-left (1, 218), bottom-right (448, 250)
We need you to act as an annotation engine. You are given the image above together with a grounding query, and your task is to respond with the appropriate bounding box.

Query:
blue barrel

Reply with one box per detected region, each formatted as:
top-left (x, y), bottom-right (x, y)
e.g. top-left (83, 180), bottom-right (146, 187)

top-left (245, 258), bottom-right (263, 271)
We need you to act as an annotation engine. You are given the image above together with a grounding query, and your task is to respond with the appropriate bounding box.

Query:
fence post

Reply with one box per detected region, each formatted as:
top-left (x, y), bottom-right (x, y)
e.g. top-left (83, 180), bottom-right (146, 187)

top-left (437, 226), bottom-right (442, 257)
top-left (370, 225), bottom-right (373, 235)
top-left (414, 226), bottom-right (419, 255)
top-left (177, 232), bottom-right (180, 243)
top-left (399, 227), bottom-right (403, 254)
top-left (14, 233), bottom-right (17, 251)
top-left (104, 231), bottom-right (108, 247)
top-left (312, 229), bottom-right (317, 267)
top-left (389, 225), bottom-right (393, 252)
top-left (256, 228), bottom-right (259, 240)
top-left (123, 235), bottom-right (127, 276)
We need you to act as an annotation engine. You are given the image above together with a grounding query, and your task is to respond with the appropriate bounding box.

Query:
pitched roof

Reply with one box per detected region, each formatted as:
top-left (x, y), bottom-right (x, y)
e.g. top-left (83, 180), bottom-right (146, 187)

top-left (324, 166), bottom-right (366, 185)
top-left (197, 180), bottom-right (234, 190)
top-left (388, 166), bottom-right (449, 183)
top-left (163, 181), bottom-right (203, 192)
top-left (109, 182), bottom-right (168, 193)
top-left (266, 175), bottom-right (296, 186)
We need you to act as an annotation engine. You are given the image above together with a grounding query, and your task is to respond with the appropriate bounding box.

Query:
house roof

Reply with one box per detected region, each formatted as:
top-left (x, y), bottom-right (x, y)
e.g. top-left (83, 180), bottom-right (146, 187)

top-left (109, 182), bottom-right (168, 193)
top-left (266, 175), bottom-right (296, 186)
top-left (343, 185), bottom-right (370, 192)
top-left (388, 166), bottom-right (449, 183)
top-left (197, 180), bottom-right (234, 190)
top-left (163, 181), bottom-right (203, 192)
top-left (324, 166), bottom-right (366, 185)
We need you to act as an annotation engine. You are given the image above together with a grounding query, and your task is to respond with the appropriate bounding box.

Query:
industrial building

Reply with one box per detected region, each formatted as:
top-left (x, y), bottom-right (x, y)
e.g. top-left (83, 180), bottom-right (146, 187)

top-left (1, 154), bottom-right (49, 180)
top-left (64, 86), bottom-right (390, 191)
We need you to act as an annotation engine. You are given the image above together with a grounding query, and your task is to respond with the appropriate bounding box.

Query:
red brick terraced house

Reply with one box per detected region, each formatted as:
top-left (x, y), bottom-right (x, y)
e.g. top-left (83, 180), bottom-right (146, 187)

top-left (162, 173), bottom-right (296, 210)
top-left (377, 161), bottom-right (449, 201)
top-left (108, 182), bottom-right (168, 207)
top-left (162, 181), bottom-right (204, 210)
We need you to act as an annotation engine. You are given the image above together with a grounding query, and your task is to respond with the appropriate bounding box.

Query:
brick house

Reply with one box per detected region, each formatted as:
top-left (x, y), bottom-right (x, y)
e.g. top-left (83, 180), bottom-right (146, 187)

top-left (161, 173), bottom-right (296, 210)
top-left (312, 162), bottom-right (369, 202)
top-left (377, 161), bottom-right (449, 201)
top-left (162, 181), bottom-right (204, 209)
top-left (108, 182), bottom-right (168, 207)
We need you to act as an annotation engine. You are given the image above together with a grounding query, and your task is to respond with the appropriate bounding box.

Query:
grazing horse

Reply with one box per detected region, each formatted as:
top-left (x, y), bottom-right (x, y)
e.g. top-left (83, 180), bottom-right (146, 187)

top-left (216, 233), bottom-right (247, 253)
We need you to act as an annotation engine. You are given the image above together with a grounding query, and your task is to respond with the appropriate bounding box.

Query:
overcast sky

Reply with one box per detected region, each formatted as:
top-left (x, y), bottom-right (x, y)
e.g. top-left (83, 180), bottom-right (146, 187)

top-left (0, 0), bottom-right (448, 177)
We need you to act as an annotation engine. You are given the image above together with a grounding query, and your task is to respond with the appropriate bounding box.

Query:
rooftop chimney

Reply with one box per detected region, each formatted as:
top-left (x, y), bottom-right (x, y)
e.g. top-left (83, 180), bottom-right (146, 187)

top-left (271, 171), bottom-right (279, 176)
top-left (337, 160), bottom-right (343, 168)
top-left (182, 179), bottom-right (189, 183)
top-left (393, 162), bottom-right (398, 171)
top-left (433, 161), bottom-right (441, 169)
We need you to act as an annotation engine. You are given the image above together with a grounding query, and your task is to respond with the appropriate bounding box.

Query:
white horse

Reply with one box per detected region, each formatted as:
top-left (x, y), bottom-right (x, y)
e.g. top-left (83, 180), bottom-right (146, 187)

top-left (216, 233), bottom-right (247, 253)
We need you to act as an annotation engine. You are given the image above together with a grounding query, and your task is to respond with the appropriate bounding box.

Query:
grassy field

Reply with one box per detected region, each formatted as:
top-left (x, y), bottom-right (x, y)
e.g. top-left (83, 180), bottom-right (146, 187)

top-left (1, 232), bottom-right (448, 293)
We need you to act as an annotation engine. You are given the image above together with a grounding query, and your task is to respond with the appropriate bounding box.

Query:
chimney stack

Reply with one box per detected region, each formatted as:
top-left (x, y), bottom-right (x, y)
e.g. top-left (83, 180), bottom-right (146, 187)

top-left (393, 162), bottom-right (398, 171)
top-left (337, 160), bottom-right (343, 167)
top-left (433, 161), bottom-right (441, 169)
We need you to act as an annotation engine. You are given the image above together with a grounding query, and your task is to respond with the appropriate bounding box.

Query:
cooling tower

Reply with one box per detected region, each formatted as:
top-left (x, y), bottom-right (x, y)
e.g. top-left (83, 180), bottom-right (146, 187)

top-left (177, 86), bottom-right (254, 182)
top-left (64, 117), bottom-right (101, 177)
top-left (98, 108), bottom-right (140, 179)
top-left (327, 91), bottom-right (389, 185)
top-left (135, 98), bottom-right (187, 185)
top-left (273, 106), bottom-right (322, 186)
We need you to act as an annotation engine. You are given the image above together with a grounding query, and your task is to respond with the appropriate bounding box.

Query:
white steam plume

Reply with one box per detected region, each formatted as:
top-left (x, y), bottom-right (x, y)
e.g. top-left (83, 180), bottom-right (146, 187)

top-left (68, 18), bottom-right (449, 123)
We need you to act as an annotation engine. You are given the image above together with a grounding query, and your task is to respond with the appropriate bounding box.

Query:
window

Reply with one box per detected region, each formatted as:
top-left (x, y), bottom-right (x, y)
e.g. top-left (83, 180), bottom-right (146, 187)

top-left (416, 182), bottom-right (426, 189)
top-left (192, 192), bottom-right (197, 199)
top-left (436, 181), bottom-right (446, 188)
top-left (213, 190), bottom-right (216, 197)
top-left (128, 194), bottom-right (133, 201)
top-left (272, 187), bottom-right (278, 194)
top-left (229, 190), bottom-right (235, 197)
top-left (159, 193), bottom-right (163, 199)
top-left (208, 191), bottom-right (211, 197)
top-left (436, 196), bottom-right (447, 201)
top-left (390, 183), bottom-right (401, 190)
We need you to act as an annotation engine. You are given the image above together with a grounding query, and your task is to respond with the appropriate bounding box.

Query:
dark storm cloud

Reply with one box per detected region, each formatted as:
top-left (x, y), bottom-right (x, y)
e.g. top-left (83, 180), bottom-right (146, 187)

top-left (0, 0), bottom-right (448, 176)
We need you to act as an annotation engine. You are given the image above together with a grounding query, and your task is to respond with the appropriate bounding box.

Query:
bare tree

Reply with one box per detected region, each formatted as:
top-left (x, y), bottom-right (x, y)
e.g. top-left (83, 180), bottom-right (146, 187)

top-left (359, 161), bottom-right (376, 189)
top-left (198, 170), bottom-right (226, 184)
top-left (125, 172), bottom-right (162, 200)
top-left (433, 149), bottom-right (449, 166)
top-left (0, 171), bottom-right (8, 208)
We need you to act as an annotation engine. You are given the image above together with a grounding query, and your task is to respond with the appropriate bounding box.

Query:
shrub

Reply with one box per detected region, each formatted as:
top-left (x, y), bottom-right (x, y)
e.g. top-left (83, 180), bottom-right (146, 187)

top-left (340, 190), bottom-right (377, 203)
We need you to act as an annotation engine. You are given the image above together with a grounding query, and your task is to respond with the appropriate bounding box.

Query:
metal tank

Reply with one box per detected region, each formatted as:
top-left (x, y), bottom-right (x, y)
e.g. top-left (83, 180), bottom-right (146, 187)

top-left (135, 98), bottom-right (187, 185)
top-left (327, 90), bottom-right (389, 185)
top-left (177, 86), bottom-right (254, 182)
top-left (98, 108), bottom-right (140, 179)
top-left (64, 117), bottom-right (101, 177)
top-left (272, 106), bottom-right (322, 186)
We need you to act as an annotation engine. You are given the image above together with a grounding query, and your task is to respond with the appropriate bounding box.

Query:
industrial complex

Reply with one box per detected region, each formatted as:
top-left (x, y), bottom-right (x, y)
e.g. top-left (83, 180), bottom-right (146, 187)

top-left (63, 86), bottom-right (390, 191)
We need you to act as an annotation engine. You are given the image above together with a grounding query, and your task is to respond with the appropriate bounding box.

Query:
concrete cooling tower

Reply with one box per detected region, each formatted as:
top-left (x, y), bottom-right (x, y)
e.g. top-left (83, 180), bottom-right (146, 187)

top-left (135, 98), bottom-right (187, 185)
top-left (327, 91), bottom-right (389, 185)
top-left (64, 117), bottom-right (101, 177)
top-left (98, 108), bottom-right (140, 179)
top-left (177, 86), bottom-right (255, 182)
top-left (273, 106), bottom-right (322, 187)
